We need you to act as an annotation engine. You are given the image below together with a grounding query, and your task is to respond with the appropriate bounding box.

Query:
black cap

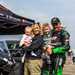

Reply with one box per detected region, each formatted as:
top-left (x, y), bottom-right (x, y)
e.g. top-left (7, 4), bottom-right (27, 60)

top-left (51, 17), bottom-right (61, 26)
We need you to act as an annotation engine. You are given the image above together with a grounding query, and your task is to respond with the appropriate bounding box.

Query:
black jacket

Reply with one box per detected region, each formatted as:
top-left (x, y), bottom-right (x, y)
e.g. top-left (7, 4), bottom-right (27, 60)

top-left (24, 35), bottom-right (44, 58)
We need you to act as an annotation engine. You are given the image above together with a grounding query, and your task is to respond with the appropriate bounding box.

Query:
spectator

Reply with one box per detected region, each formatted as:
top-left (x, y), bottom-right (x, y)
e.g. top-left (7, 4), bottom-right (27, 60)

top-left (24, 23), bottom-right (44, 75)
top-left (41, 23), bottom-right (52, 75)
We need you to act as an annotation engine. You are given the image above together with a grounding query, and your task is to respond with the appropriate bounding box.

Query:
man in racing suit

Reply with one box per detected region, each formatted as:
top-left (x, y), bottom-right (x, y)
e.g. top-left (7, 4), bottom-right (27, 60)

top-left (50, 17), bottom-right (70, 75)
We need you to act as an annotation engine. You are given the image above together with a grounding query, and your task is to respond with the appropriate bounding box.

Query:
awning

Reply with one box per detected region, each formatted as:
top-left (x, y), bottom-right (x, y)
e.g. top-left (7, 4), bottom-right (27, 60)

top-left (0, 4), bottom-right (35, 34)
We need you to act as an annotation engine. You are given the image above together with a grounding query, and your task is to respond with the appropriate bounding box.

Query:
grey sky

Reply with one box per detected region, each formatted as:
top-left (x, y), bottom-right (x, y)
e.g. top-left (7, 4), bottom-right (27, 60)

top-left (0, 0), bottom-right (75, 49)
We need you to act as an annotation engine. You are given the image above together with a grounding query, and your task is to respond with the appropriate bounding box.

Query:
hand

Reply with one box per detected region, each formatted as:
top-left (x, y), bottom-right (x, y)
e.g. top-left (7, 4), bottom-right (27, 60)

top-left (24, 41), bottom-right (31, 47)
top-left (47, 46), bottom-right (52, 54)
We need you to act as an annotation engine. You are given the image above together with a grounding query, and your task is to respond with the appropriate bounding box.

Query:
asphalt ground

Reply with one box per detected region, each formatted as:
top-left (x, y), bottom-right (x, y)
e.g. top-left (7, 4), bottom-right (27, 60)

top-left (63, 57), bottom-right (75, 75)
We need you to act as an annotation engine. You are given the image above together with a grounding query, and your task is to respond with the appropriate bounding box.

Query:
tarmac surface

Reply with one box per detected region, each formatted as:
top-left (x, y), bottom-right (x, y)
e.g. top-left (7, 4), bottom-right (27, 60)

top-left (63, 58), bottom-right (75, 75)
top-left (63, 64), bottom-right (75, 75)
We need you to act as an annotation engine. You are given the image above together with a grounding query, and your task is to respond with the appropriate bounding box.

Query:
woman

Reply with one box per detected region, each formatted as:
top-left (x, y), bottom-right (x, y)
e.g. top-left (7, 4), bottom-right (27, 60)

top-left (24, 23), bottom-right (44, 75)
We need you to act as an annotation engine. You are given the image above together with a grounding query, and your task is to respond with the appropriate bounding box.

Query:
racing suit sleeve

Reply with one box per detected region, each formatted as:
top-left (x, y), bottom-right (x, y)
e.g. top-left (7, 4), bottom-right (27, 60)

top-left (52, 31), bottom-right (70, 54)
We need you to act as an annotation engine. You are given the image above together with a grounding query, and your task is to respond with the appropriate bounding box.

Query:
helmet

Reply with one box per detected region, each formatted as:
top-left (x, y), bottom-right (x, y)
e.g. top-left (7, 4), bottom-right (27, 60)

top-left (51, 17), bottom-right (61, 26)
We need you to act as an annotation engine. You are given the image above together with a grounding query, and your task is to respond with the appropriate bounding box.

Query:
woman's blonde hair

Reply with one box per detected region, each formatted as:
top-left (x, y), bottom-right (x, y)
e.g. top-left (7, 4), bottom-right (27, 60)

top-left (32, 23), bottom-right (42, 35)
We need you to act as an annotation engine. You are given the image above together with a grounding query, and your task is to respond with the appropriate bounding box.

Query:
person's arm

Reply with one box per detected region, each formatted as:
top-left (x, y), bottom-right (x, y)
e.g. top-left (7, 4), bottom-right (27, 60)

top-left (24, 36), bottom-right (44, 51)
top-left (19, 35), bottom-right (25, 47)
top-left (52, 31), bottom-right (70, 54)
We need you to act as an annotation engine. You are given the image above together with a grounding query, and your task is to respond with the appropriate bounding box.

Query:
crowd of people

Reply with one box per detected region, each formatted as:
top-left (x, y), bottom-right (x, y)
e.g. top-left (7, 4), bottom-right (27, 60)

top-left (20, 17), bottom-right (70, 75)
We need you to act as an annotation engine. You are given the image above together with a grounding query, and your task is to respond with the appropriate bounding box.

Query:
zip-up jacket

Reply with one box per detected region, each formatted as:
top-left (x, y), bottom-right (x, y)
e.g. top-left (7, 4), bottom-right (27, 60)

top-left (51, 29), bottom-right (70, 54)
top-left (24, 35), bottom-right (44, 58)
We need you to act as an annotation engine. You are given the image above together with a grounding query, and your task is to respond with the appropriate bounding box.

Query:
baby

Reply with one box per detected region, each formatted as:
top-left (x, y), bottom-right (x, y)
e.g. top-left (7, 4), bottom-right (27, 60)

top-left (20, 26), bottom-right (32, 63)
top-left (20, 26), bottom-right (32, 47)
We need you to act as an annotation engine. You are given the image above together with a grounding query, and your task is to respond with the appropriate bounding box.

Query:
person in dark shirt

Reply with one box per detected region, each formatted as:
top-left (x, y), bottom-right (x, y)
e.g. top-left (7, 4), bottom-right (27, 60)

top-left (24, 23), bottom-right (44, 75)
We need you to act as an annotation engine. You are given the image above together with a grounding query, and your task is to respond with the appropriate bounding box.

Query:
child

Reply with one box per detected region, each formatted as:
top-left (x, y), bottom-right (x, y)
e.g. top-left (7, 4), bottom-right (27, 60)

top-left (42, 23), bottom-right (52, 75)
top-left (20, 26), bottom-right (32, 47)
top-left (42, 23), bottom-right (52, 55)
top-left (20, 26), bottom-right (32, 63)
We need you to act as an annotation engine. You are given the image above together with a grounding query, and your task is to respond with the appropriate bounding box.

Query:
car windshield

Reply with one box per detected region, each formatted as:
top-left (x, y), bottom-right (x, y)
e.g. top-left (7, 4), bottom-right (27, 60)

top-left (0, 41), bottom-right (9, 53)
top-left (0, 41), bottom-right (6, 50)
top-left (6, 40), bottom-right (20, 49)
